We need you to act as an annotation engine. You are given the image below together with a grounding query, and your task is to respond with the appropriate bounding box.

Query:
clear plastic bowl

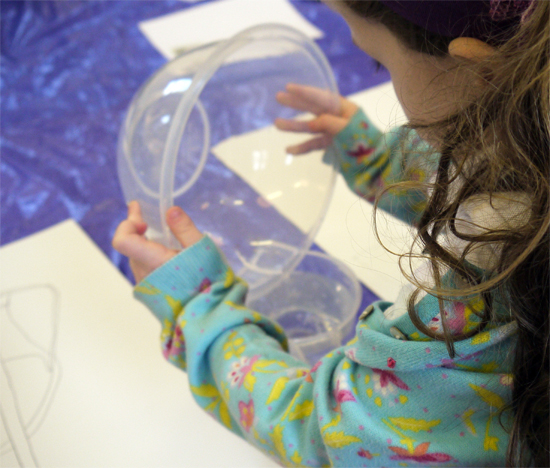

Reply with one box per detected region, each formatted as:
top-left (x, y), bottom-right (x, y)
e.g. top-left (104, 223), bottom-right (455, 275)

top-left (117, 24), bottom-right (360, 363)
top-left (247, 249), bottom-right (360, 364)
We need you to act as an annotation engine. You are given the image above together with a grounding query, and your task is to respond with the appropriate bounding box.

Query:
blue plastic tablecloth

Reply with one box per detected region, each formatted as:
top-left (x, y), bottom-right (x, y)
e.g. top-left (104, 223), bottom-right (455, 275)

top-left (1, 0), bottom-right (390, 310)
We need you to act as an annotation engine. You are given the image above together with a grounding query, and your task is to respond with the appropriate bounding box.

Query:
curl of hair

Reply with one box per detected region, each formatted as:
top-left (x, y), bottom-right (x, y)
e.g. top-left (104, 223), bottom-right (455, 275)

top-left (344, 1), bottom-right (549, 466)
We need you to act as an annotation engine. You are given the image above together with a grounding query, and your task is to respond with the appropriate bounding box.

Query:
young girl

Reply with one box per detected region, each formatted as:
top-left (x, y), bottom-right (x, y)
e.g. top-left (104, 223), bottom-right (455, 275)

top-left (113, 1), bottom-right (549, 466)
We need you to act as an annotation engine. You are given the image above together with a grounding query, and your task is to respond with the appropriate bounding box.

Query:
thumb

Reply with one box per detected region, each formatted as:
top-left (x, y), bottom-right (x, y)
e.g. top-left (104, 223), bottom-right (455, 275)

top-left (166, 207), bottom-right (203, 248)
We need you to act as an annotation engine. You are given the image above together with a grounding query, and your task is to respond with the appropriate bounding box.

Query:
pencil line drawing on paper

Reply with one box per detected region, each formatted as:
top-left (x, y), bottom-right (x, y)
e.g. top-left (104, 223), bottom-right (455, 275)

top-left (0, 285), bottom-right (62, 468)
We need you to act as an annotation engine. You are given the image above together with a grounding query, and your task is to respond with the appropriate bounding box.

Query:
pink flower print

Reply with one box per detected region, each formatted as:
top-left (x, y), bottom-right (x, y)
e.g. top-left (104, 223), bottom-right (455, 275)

top-left (199, 278), bottom-right (212, 293)
top-left (227, 361), bottom-right (243, 386)
top-left (372, 369), bottom-right (409, 397)
top-left (311, 360), bottom-right (322, 373)
top-left (428, 313), bottom-right (443, 333)
top-left (227, 355), bottom-right (259, 387)
top-left (358, 448), bottom-right (375, 459)
top-left (347, 143), bottom-right (375, 159)
top-left (238, 399), bottom-right (255, 432)
top-left (389, 442), bottom-right (453, 463)
top-left (359, 121), bottom-right (369, 130)
top-left (345, 348), bottom-right (357, 361)
top-left (440, 357), bottom-right (457, 369)
top-left (333, 377), bottom-right (356, 413)
top-left (459, 349), bottom-right (484, 362)
top-left (387, 357), bottom-right (396, 369)
top-left (428, 302), bottom-right (468, 336)
top-left (163, 324), bottom-right (185, 359)
top-left (305, 360), bottom-right (323, 383)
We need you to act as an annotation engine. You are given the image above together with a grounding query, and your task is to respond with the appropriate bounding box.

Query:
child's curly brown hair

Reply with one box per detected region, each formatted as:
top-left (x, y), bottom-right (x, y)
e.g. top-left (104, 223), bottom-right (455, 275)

top-left (345, 1), bottom-right (549, 466)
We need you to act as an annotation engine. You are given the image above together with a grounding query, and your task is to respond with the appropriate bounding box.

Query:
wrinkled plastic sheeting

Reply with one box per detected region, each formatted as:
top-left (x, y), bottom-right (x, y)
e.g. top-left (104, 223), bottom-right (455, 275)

top-left (1, 1), bottom-right (182, 278)
top-left (1, 0), bottom-right (388, 299)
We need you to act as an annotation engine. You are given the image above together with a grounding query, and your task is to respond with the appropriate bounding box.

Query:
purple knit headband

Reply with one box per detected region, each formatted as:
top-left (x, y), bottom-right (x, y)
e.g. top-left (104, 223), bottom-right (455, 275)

top-left (378, 0), bottom-right (534, 43)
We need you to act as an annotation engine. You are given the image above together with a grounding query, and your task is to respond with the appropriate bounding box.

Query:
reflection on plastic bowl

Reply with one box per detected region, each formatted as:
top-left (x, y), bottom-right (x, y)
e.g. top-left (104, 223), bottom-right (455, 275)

top-left (162, 78), bottom-right (192, 96)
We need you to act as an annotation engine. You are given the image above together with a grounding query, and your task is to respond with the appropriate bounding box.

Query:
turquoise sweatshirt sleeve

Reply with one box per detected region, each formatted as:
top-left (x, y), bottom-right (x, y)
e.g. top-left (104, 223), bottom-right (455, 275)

top-left (134, 235), bottom-right (515, 467)
top-left (332, 108), bottom-right (440, 225)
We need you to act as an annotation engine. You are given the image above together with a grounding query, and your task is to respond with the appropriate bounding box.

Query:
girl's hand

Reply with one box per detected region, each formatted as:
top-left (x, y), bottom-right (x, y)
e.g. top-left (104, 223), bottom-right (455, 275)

top-left (112, 201), bottom-right (203, 284)
top-left (274, 83), bottom-right (359, 155)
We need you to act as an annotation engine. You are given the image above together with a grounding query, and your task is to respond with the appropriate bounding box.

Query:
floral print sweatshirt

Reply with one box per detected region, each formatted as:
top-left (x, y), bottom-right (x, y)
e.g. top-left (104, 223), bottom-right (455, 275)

top-left (134, 109), bottom-right (516, 467)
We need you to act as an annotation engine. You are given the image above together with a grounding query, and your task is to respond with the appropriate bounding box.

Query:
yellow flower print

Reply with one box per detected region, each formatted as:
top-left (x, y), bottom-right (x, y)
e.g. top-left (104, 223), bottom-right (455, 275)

top-left (288, 400), bottom-right (314, 421)
top-left (382, 419), bottom-right (416, 454)
top-left (224, 268), bottom-right (235, 288)
top-left (251, 310), bottom-right (262, 322)
top-left (480, 362), bottom-right (499, 373)
top-left (271, 424), bottom-right (287, 461)
top-left (191, 383), bottom-right (232, 430)
top-left (134, 282), bottom-right (161, 295)
top-left (472, 331), bottom-right (491, 345)
top-left (469, 384), bottom-right (505, 451)
top-left (461, 408), bottom-right (477, 435)
top-left (290, 451), bottom-right (302, 465)
top-left (469, 384), bottom-right (506, 410)
top-left (223, 331), bottom-right (246, 360)
top-left (484, 435), bottom-right (499, 452)
top-left (224, 301), bottom-right (248, 311)
top-left (380, 161), bottom-right (392, 181)
top-left (373, 149), bottom-right (390, 169)
top-left (346, 336), bottom-right (358, 346)
top-left (499, 374), bottom-right (513, 387)
top-left (160, 318), bottom-right (174, 344)
top-left (411, 199), bottom-right (427, 215)
top-left (267, 377), bottom-right (289, 404)
top-left (409, 332), bottom-right (430, 342)
top-left (354, 171), bottom-right (372, 188)
top-left (227, 355), bottom-right (288, 392)
top-left (165, 294), bottom-right (183, 318)
top-left (323, 431), bottom-right (362, 449)
top-left (407, 167), bottom-right (426, 183)
top-left (388, 417), bottom-right (441, 433)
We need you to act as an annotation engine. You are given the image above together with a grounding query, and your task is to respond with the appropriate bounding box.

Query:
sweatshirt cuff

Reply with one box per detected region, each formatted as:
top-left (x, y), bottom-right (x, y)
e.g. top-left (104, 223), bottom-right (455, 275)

top-left (133, 235), bottom-right (232, 324)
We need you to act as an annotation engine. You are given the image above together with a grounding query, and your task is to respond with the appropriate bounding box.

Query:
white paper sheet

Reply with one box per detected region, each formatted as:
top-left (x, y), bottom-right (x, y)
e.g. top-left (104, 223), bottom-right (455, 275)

top-left (139, 0), bottom-right (324, 60)
top-left (0, 220), bottom-right (278, 468)
top-left (212, 81), bottom-right (413, 301)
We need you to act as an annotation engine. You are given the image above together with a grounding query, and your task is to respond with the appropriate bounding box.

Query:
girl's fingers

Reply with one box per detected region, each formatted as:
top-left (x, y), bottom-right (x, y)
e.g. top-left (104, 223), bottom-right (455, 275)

top-left (276, 86), bottom-right (339, 115)
top-left (274, 117), bottom-right (311, 133)
top-left (340, 98), bottom-right (360, 119)
top-left (276, 91), bottom-right (324, 114)
top-left (126, 201), bottom-right (148, 234)
top-left (286, 134), bottom-right (333, 155)
top-left (276, 114), bottom-right (349, 136)
top-left (284, 84), bottom-right (341, 115)
top-left (127, 200), bottom-right (143, 222)
top-left (166, 207), bottom-right (203, 249)
top-left (308, 114), bottom-right (350, 135)
top-left (114, 222), bottom-right (175, 273)
top-left (112, 220), bottom-right (149, 257)
top-left (113, 202), bottom-right (151, 255)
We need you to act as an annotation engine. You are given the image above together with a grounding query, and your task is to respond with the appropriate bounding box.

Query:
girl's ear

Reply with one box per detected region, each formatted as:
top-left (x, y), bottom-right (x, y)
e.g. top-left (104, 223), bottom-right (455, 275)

top-left (448, 37), bottom-right (495, 62)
